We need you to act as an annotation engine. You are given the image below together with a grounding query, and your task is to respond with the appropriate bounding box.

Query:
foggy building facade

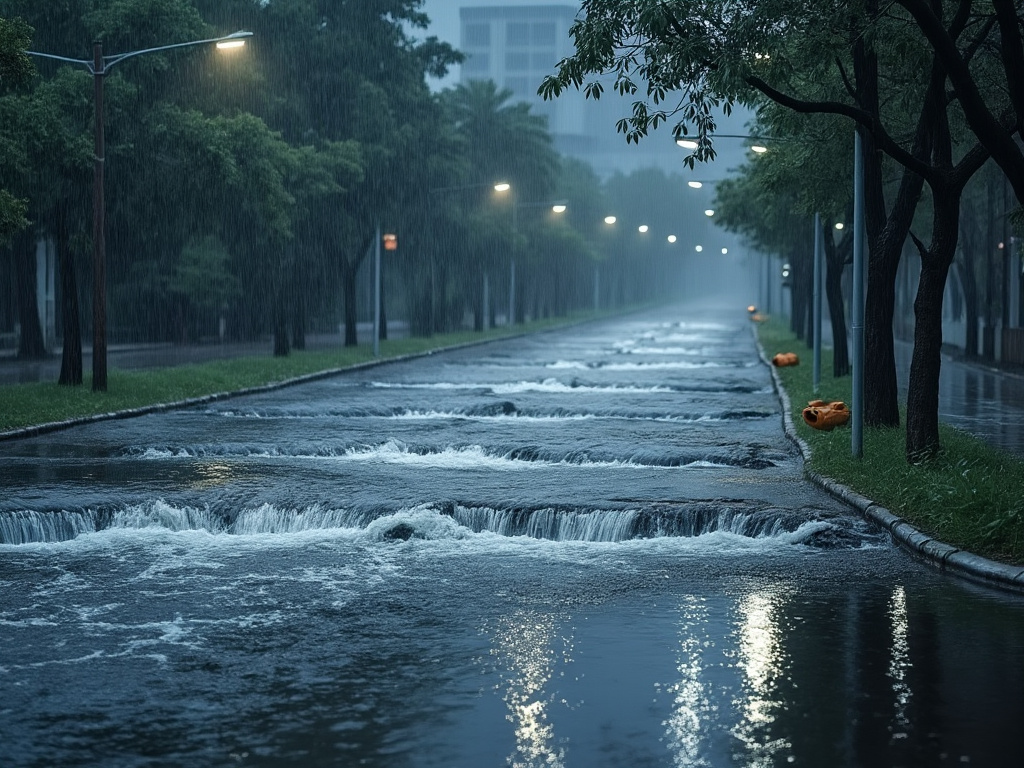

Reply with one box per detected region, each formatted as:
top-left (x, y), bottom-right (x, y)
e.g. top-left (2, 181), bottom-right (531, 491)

top-left (457, 4), bottom-right (731, 179)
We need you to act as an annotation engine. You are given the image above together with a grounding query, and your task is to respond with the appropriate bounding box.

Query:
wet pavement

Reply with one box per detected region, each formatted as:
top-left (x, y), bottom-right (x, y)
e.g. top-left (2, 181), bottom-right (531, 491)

top-left (2, 303), bottom-right (1023, 767)
top-left (3, 320), bottom-right (1022, 457)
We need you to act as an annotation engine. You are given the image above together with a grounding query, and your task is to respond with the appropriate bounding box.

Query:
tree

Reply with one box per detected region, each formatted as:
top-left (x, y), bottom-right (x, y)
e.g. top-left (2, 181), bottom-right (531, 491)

top-left (440, 80), bottom-right (560, 328)
top-left (539, 0), bottom-right (1012, 460)
top-left (194, 0), bottom-right (462, 347)
top-left (0, 21), bottom-right (34, 206)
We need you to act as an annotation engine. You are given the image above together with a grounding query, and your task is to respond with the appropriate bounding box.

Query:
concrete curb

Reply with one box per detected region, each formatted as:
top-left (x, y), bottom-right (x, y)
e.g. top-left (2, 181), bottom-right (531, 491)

top-left (0, 332), bottom-right (539, 442)
top-left (756, 335), bottom-right (1024, 595)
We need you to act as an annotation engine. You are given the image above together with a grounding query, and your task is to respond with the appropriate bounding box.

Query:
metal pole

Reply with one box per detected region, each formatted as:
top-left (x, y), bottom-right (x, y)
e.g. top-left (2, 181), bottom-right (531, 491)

top-left (92, 41), bottom-right (107, 392)
top-left (373, 222), bottom-right (381, 357)
top-left (509, 200), bottom-right (517, 325)
top-left (483, 273), bottom-right (490, 330)
top-left (813, 212), bottom-right (823, 395)
top-left (852, 131), bottom-right (866, 458)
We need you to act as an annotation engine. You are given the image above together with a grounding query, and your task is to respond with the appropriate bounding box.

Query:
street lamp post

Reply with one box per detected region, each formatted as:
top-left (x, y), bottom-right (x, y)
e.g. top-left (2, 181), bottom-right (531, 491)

top-left (501, 194), bottom-right (568, 325)
top-left (27, 31), bottom-right (253, 391)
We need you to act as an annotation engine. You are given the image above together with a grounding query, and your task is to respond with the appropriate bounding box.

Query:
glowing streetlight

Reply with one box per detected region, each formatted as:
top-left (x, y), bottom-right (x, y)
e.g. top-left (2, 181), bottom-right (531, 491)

top-left (835, 222), bottom-right (845, 230)
top-left (721, 248), bottom-right (728, 255)
top-left (695, 245), bottom-right (703, 252)
top-left (552, 204), bottom-right (567, 213)
top-left (687, 181), bottom-right (703, 189)
top-left (26, 30), bottom-right (253, 391)
top-left (667, 235), bottom-right (677, 243)
top-left (750, 144), bottom-right (768, 154)
top-left (704, 209), bottom-right (715, 217)
top-left (494, 182), bottom-right (511, 192)
top-left (638, 224), bottom-right (649, 233)
top-left (604, 216), bottom-right (617, 224)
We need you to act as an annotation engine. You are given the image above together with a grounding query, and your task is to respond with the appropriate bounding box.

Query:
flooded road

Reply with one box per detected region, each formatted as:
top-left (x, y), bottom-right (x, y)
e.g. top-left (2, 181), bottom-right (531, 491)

top-left (2, 304), bottom-right (1022, 767)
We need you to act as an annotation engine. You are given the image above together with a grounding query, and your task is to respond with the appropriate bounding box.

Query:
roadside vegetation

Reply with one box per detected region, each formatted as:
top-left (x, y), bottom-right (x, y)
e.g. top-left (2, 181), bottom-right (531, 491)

top-left (757, 318), bottom-right (1024, 567)
top-left (0, 313), bottom-right (595, 434)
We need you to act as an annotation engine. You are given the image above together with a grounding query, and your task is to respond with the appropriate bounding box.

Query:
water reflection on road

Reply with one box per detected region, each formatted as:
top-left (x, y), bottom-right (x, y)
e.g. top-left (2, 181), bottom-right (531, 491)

top-left (1, 304), bottom-right (1023, 767)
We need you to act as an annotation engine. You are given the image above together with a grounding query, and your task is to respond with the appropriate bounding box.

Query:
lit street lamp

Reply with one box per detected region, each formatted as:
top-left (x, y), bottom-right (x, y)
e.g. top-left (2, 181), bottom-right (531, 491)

top-left (26, 31), bottom-right (253, 391)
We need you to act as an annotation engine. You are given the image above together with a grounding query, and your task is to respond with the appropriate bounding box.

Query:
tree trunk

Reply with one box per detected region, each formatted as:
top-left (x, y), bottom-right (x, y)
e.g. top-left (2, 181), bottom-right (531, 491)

top-left (292, 268), bottom-right (306, 351)
top-left (906, 192), bottom-right (960, 461)
top-left (56, 203), bottom-right (82, 386)
top-left (956, 259), bottom-right (978, 358)
top-left (13, 230), bottom-right (47, 360)
top-left (957, 197), bottom-right (983, 358)
top-left (342, 257), bottom-right (359, 347)
top-left (824, 234), bottom-right (850, 377)
top-left (906, 254), bottom-right (952, 460)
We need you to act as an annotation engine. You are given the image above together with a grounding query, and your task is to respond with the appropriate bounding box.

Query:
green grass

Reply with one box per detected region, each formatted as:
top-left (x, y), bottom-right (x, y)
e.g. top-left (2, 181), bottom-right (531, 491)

top-left (0, 314), bottom-right (595, 434)
top-left (758, 318), bottom-right (1024, 566)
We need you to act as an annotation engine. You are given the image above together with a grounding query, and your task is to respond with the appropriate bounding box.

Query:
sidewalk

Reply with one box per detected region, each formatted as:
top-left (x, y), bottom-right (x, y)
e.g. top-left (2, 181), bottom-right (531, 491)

top-left (0, 323), bottom-right (409, 387)
top-left (894, 340), bottom-right (1024, 457)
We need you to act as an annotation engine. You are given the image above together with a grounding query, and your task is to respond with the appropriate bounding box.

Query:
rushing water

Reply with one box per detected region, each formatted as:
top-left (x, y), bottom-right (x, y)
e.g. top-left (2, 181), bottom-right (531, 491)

top-left (2, 304), bottom-right (1023, 768)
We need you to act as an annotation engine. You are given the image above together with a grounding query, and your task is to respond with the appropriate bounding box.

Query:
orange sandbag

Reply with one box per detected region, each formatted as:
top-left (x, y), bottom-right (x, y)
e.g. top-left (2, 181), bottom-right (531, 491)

top-left (802, 400), bottom-right (850, 430)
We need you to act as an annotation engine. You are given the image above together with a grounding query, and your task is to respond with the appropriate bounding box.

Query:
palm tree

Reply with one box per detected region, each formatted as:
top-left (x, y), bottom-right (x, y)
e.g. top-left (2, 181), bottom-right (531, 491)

top-left (441, 80), bottom-right (560, 327)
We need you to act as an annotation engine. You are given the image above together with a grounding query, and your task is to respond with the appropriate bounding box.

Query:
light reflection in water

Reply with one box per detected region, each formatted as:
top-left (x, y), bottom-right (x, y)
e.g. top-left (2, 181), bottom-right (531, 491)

top-left (732, 589), bottom-right (792, 766)
top-left (189, 462), bottom-right (240, 490)
top-left (663, 595), bottom-right (714, 767)
top-left (888, 585), bottom-right (912, 730)
top-left (488, 610), bottom-right (570, 768)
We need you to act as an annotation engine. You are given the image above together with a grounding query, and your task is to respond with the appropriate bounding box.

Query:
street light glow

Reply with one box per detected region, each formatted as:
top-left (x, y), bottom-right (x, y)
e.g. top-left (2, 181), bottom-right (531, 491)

top-left (667, 235), bottom-right (677, 243)
top-left (722, 247), bottom-right (728, 254)
top-left (638, 224), bottom-right (649, 233)
top-left (216, 39), bottom-right (246, 49)
top-left (695, 245), bottom-right (703, 252)
top-left (835, 222), bottom-right (845, 230)
top-left (676, 138), bottom-right (698, 149)
top-left (552, 204), bottom-right (567, 213)
top-left (604, 215), bottom-right (616, 224)
top-left (687, 181), bottom-right (703, 189)
top-left (704, 209), bottom-right (715, 217)
top-left (494, 182), bottom-right (510, 192)
top-left (750, 144), bottom-right (768, 153)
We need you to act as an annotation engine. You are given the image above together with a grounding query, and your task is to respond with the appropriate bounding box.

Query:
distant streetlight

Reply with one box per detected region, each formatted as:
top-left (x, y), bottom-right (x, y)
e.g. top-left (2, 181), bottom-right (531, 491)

top-left (638, 224), bottom-right (649, 233)
top-left (687, 181), bottom-right (703, 189)
top-left (26, 30), bottom-right (253, 391)
top-left (835, 222), bottom-right (845, 230)
top-left (667, 235), bottom-right (677, 243)
top-left (604, 215), bottom-right (617, 224)
top-left (695, 245), bottom-right (704, 252)
top-left (494, 182), bottom-right (511, 192)
top-left (704, 209), bottom-right (715, 217)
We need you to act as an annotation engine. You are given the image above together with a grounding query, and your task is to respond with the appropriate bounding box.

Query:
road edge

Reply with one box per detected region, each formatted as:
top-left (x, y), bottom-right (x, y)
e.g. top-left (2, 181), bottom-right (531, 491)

top-left (0, 333), bottom-right (536, 442)
top-left (756, 336), bottom-right (1024, 595)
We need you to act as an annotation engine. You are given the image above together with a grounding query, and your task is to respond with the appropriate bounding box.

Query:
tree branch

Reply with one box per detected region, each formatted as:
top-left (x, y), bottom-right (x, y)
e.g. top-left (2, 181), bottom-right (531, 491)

top-left (993, 0), bottom-right (1024, 125)
top-left (896, 0), bottom-right (1024, 201)
top-left (744, 75), bottom-right (934, 177)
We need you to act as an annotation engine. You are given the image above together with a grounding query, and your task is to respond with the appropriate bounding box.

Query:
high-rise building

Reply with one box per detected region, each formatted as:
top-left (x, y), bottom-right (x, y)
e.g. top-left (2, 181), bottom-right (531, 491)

top-left (447, 3), bottom-right (753, 179)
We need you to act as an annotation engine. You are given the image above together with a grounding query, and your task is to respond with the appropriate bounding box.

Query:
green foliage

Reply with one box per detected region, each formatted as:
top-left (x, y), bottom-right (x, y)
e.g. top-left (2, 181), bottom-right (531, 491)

top-left (0, 15), bottom-right (34, 243)
top-left (758, 318), bottom-right (1024, 566)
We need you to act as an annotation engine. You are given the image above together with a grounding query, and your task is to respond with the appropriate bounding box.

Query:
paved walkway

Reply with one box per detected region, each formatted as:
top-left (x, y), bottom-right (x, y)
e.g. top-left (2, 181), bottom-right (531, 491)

top-left (894, 340), bottom-right (1024, 457)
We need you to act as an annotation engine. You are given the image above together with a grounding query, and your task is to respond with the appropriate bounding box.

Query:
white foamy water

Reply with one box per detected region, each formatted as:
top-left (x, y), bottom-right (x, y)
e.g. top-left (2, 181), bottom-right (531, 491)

top-left (0, 499), bottom-right (840, 554)
top-left (369, 379), bottom-right (675, 394)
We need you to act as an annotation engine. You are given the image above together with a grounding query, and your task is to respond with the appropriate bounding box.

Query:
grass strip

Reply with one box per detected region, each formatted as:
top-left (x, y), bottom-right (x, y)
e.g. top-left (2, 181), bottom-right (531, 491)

top-left (0, 314), bottom-right (593, 434)
top-left (757, 317), bottom-right (1024, 566)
